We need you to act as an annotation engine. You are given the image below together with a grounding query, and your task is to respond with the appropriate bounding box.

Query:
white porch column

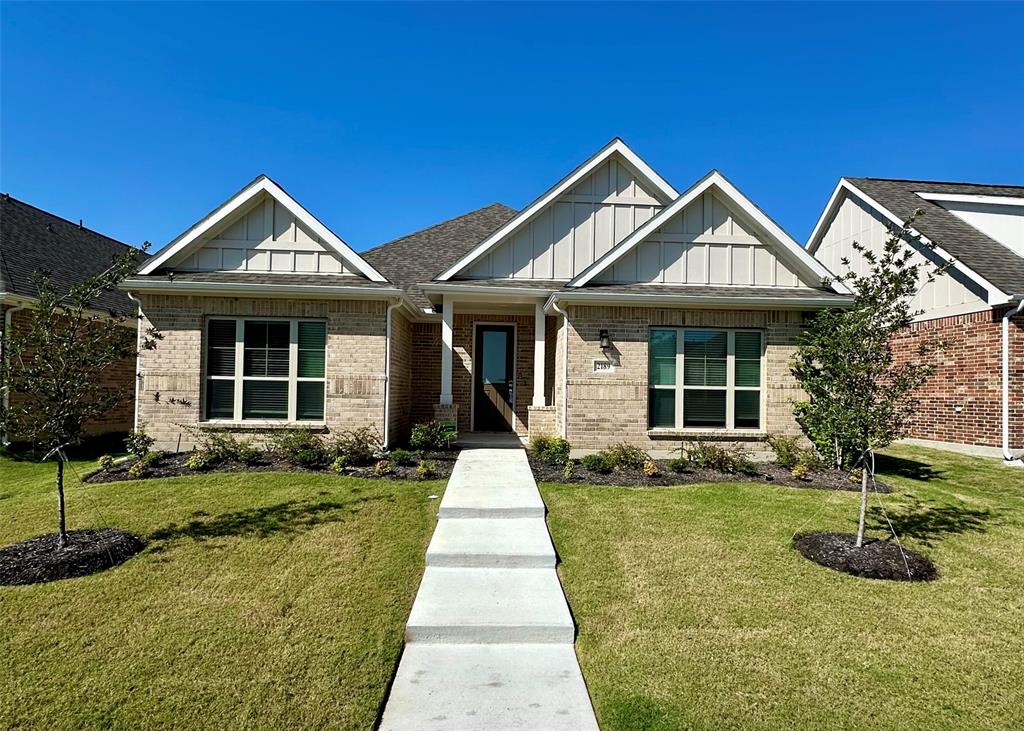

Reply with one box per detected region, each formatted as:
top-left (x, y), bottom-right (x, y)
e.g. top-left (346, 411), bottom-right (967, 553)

top-left (533, 301), bottom-right (546, 407)
top-left (440, 295), bottom-right (454, 405)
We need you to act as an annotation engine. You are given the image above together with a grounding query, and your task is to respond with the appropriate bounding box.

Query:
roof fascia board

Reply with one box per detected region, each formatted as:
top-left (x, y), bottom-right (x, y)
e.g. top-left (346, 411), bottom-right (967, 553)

top-left (824, 180), bottom-right (1010, 305)
top-left (569, 171), bottom-right (847, 293)
top-left (805, 179), bottom-right (848, 254)
top-left (420, 283), bottom-right (559, 297)
top-left (915, 192), bottom-right (1024, 207)
top-left (434, 138), bottom-right (678, 282)
top-left (545, 290), bottom-right (852, 312)
top-left (138, 177), bottom-right (388, 282)
top-left (122, 278), bottom-right (402, 299)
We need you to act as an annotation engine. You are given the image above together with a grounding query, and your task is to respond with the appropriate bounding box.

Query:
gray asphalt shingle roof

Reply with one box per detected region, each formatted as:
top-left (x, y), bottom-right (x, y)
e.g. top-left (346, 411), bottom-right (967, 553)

top-left (0, 193), bottom-right (146, 314)
top-left (846, 178), bottom-right (1024, 296)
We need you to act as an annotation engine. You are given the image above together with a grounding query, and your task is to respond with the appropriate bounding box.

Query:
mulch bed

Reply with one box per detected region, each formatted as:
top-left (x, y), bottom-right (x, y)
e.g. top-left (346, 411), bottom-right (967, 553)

top-left (86, 450), bottom-right (460, 484)
top-left (0, 529), bottom-right (145, 586)
top-left (793, 531), bottom-right (938, 582)
top-left (529, 458), bottom-right (891, 492)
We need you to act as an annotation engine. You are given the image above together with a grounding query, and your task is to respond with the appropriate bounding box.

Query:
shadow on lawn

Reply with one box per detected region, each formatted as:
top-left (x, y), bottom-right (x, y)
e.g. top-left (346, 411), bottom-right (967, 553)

top-left (867, 498), bottom-right (996, 547)
top-left (148, 494), bottom-right (393, 547)
top-left (875, 453), bottom-right (944, 482)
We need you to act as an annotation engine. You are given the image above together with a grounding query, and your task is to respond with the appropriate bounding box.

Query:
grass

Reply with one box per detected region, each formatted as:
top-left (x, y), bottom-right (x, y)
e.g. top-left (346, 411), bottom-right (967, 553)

top-left (541, 445), bottom-right (1024, 731)
top-left (0, 453), bottom-right (443, 730)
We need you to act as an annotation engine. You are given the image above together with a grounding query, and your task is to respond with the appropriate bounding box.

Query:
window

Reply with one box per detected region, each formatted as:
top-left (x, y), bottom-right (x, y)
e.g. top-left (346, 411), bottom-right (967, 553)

top-left (204, 318), bottom-right (326, 422)
top-left (647, 328), bottom-right (763, 430)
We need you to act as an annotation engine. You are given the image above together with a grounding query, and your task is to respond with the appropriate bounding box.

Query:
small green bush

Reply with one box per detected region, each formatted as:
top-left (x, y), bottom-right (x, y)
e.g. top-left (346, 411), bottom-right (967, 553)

top-left (125, 429), bottom-right (154, 459)
top-left (269, 430), bottom-right (330, 469)
top-left (766, 434), bottom-right (802, 469)
top-left (128, 450), bottom-right (162, 479)
top-left (683, 441), bottom-right (759, 475)
top-left (604, 442), bottom-right (649, 471)
top-left (409, 421), bottom-right (457, 451)
top-left (669, 456), bottom-right (690, 473)
top-left (528, 435), bottom-right (571, 466)
top-left (581, 453), bottom-right (612, 474)
top-left (192, 429), bottom-right (261, 466)
top-left (562, 460), bottom-right (576, 480)
top-left (791, 463), bottom-right (811, 481)
top-left (374, 459), bottom-right (393, 477)
top-left (186, 449), bottom-right (214, 471)
top-left (642, 459), bottom-right (659, 477)
top-left (98, 454), bottom-right (115, 471)
top-left (389, 449), bottom-right (415, 466)
top-left (329, 426), bottom-right (383, 466)
top-left (330, 455), bottom-right (348, 474)
top-left (416, 460), bottom-right (437, 479)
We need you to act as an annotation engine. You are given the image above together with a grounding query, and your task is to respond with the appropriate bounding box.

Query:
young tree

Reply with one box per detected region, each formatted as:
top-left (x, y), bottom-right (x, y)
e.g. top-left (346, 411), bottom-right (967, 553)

top-left (0, 246), bottom-right (160, 547)
top-left (792, 212), bottom-right (947, 547)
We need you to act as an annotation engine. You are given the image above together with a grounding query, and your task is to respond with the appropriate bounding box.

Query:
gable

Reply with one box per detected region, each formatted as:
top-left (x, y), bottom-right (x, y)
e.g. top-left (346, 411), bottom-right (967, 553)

top-left (459, 155), bottom-right (667, 280)
top-left (175, 192), bottom-right (358, 275)
top-left (933, 199), bottom-right (1024, 258)
top-left (592, 190), bottom-right (805, 287)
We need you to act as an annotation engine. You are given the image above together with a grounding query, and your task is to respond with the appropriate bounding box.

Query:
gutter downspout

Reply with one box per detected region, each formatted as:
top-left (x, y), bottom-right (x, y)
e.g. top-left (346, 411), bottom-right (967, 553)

top-left (1, 304), bottom-right (28, 443)
top-left (383, 300), bottom-right (401, 448)
top-left (548, 297), bottom-right (570, 440)
top-left (125, 292), bottom-right (144, 432)
top-left (1002, 296), bottom-right (1024, 466)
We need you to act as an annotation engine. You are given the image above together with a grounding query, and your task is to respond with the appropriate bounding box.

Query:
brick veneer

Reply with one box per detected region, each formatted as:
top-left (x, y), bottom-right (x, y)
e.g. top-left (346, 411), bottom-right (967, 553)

top-left (892, 307), bottom-right (1024, 448)
top-left (387, 309), bottom-right (413, 445)
top-left (136, 294), bottom-right (389, 450)
top-left (561, 305), bottom-right (807, 455)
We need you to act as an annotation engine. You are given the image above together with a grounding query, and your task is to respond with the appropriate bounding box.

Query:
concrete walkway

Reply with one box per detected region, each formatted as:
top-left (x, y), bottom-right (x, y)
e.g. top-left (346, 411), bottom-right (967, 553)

top-left (379, 447), bottom-right (599, 731)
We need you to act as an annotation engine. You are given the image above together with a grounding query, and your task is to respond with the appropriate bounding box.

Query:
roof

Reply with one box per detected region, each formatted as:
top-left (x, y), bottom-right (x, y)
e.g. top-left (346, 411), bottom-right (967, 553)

top-left (842, 178), bottom-right (1024, 297)
top-left (0, 193), bottom-right (146, 314)
top-left (362, 203), bottom-right (518, 309)
top-left (140, 271), bottom-right (396, 288)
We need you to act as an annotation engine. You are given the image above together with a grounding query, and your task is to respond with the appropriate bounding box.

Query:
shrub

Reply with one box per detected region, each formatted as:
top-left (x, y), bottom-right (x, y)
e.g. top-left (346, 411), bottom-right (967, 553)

top-left (766, 434), bottom-right (802, 469)
top-left (330, 426), bottom-right (383, 466)
top-left (191, 429), bottom-right (261, 466)
top-left (374, 459), bottom-right (393, 477)
top-left (269, 429), bottom-right (329, 469)
top-left (684, 441), bottom-right (758, 475)
top-left (669, 456), bottom-right (690, 473)
top-left (98, 454), bottom-right (115, 471)
top-left (128, 450), bottom-right (162, 479)
top-left (733, 454), bottom-right (761, 476)
top-left (581, 453), bottom-right (612, 474)
top-left (330, 455), bottom-right (348, 474)
top-left (562, 460), bottom-right (576, 480)
top-left (603, 442), bottom-right (648, 471)
top-left (642, 459), bottom-right (659, 477)
top-left (791, 463), bottom-right (811, 481)
top-left (125, 429), bottom-right (154, 459)
top-left (528, 435), bottom-right (571, 466)
top-left (390, 449), bottom-right (415, 466)
top-left (796, 448), bottom-right (825, 473)
top-left (416, 460), bottom-right (437, 479)
top-left (410, 421), bottom-right (457, 451)
top-left (186, 449), bottom-right (214, 471)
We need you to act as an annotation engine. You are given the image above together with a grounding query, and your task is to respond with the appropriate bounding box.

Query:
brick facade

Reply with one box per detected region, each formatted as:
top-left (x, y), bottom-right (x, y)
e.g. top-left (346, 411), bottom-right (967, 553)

top-left (561, 305), bottom-right (807, 456)
top-left (387, 308), bottom-right (414, 446)
top-left (136, 294), bottom-right (389, 450)
top-left (892, 307), bottom-right (1024, 449)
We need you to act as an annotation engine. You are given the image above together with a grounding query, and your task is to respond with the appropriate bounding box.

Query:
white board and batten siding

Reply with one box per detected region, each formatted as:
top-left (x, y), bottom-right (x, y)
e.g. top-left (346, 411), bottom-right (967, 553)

top-left (816, 193), bottom-right (987, 316)
top-left (176, 193), bottom-right (359, 275)
top-left (462, 157), bottom-right (665, 280)
top-left (595, 191), bottom-right (805, 287)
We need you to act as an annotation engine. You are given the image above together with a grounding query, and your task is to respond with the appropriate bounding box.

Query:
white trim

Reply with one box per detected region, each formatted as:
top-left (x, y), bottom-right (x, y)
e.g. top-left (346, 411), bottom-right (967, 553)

top-left (545, 291), bottom-right (851, 311)
top-left (138, 175), bottom-right (388, 282)
top-left (916, 192), bottom-right (1024, 207)
top-left (533, 302), bottom-right (546, 407)
top-left (1002, 298), bottom-right (1024, 465)
top-left (122, 278), bottom-right (402, 299)
top-left (470, 321), bottom-right (518, 433)
top-left (805, 179), bottom-right (1010, 305)
top-left (568, 170), bottom-right (846, 292)
top-left (440, 295), bottom-right (454, 405)
top-left (434, 138), bottom-right (677, 281)
top-left (548, 299), bottom-right (570, 439)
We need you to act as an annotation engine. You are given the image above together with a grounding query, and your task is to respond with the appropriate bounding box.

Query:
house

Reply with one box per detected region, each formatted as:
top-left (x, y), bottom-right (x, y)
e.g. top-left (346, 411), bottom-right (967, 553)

top-left (807, 178), bottom-right (1024, 463)
top-left (0, 194), bottom-right (145, 440)
top-left (123, 139), bottom-right (851, 455)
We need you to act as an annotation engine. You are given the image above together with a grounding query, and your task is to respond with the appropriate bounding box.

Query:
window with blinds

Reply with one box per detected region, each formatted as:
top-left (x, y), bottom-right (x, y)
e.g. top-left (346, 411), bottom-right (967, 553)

top-left (647, 328), bottom-right (763, 430)
top-left (204, 318), bottom-right (326, 422)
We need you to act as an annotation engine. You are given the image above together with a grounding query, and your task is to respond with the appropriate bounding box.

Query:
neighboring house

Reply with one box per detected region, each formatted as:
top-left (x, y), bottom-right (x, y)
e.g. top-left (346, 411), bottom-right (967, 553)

top-left (807, 178), bottom-right (1024, 462)
top-left (124, 139), bottom-right (850, 455)
top-left (0, 193), bottom-right (145, 439)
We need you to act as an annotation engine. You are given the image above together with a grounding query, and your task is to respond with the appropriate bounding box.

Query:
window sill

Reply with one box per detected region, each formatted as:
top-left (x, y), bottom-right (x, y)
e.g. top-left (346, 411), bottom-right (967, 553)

top-left (197, 420), bottom-right (327, 431)
top-left (647, 428), bottom-right (766, 439)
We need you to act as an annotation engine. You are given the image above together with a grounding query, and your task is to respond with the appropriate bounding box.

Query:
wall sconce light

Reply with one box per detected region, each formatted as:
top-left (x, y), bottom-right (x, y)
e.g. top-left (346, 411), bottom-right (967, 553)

top-left (599, 329), bottom-right (611, 350)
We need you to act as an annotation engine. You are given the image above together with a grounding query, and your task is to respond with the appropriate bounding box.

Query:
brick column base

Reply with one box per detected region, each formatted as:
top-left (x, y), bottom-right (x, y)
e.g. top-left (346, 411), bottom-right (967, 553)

top-left (433, 403), bottom-right (459, 430)
top-left (527, 405), bottom-right (558, 441)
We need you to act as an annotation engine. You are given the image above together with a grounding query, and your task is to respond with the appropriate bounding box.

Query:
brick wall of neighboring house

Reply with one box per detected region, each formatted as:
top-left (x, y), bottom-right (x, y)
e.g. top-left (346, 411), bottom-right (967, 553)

top-left (891, 307), bottom-right (1024, 449)
top-left (561, 305), bottom-right (807, 455)
top-left (387, 308), bottom-right (414, 446)
top-left (2, 305), bottom-right (136, 439)
top-left (135, 294), bottom-right (388, 451)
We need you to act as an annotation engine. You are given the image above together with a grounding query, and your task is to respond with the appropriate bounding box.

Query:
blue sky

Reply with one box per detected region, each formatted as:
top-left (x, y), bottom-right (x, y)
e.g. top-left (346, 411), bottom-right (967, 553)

top-left (2, 2), bottom-right (1022, 253)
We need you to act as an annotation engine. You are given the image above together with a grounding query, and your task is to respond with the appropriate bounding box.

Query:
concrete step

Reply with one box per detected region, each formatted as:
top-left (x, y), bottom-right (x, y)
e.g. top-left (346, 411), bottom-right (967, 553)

top-left (379, 643), bottom-right (599, 731)
top-left (406, 567), bottom-right (575, 644)
top-left (426, 518), bottom-right (556, 568)
top-left (439, 449), bottom-right (545, 518)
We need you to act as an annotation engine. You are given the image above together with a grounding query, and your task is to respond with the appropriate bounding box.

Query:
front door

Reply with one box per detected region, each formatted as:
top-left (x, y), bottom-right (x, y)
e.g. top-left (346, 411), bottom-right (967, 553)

top-left (474, 325), bottom-right (515, 432)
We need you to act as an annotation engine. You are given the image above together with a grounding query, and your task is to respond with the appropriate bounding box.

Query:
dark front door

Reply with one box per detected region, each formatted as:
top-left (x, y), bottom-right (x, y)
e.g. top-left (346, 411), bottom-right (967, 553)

top-left (474, 325), bottom-right (515, 432)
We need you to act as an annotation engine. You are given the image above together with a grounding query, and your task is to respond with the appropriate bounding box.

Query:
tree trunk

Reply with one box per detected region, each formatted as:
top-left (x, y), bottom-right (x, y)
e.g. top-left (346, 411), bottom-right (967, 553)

top-left (855, 458), bottom-right (869, 548)
top-left (56, 458), bottom-right (68, 548)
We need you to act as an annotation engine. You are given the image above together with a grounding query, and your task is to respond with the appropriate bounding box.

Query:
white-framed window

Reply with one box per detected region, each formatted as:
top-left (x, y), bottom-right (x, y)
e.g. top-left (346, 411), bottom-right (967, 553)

top-left (204, 318), bottom-right (327, 422)
top-left (648, 328), bottom-right (764, 430)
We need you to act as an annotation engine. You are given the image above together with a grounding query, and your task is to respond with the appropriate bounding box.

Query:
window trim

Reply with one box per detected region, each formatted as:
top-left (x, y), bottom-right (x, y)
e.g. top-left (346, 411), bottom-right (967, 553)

top-left (203, 316), bottom-right (327, 423)
top-left (648, 327), bottom-right (765, 432)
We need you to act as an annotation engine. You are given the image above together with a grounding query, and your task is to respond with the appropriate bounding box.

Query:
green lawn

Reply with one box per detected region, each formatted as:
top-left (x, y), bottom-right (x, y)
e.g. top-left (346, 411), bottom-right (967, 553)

top-left (0, 455), bottom-right (443, 730)
top-left (541, 446), bottom-right (1024, 731)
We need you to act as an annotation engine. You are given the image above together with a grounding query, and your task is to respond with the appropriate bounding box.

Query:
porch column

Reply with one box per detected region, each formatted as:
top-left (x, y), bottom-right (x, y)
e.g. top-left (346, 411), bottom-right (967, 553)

top-left (440, 295), bottom-right (454, 405)
top-left (533, 301), bottom-right (546, 406)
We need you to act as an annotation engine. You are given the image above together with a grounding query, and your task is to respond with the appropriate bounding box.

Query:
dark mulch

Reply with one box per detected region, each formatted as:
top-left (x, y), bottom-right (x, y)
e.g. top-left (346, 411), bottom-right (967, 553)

top-left (793, 531), bottom-right (938, 582)
top-left (0, 529), bottom-right (146, 586)
top-left (86, 450), bottom-right (459, 484)
top-left (529, 458), bottom-right (891, 492)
